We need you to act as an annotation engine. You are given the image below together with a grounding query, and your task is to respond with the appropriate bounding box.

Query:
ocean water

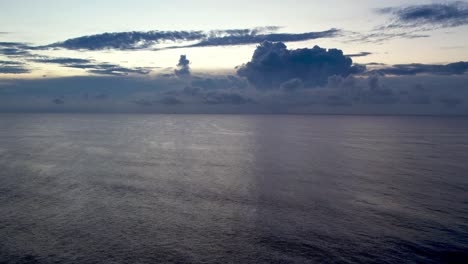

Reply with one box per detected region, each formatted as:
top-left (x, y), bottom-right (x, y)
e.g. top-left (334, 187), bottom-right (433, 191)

top-left (0, 114), bottom-right (467, 264)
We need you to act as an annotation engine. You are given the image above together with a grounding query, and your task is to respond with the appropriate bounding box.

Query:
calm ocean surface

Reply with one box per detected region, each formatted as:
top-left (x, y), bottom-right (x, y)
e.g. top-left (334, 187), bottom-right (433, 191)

top-left (0, 114), bottom-right (467, 263)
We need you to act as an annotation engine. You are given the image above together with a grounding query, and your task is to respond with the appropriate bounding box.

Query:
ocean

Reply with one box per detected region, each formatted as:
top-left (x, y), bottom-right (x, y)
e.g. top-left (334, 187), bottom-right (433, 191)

top-left (0, 114), bottom-right (467, 263)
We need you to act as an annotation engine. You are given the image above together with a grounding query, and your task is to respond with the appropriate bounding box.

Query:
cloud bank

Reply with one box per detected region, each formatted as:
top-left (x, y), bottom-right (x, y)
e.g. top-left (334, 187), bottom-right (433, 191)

top-left (45, 28), bottom-right (340, 51)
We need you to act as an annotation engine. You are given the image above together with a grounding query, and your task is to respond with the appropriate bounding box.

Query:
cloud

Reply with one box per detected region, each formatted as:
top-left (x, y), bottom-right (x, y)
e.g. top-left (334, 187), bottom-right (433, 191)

top-left (345, 31), bottom-right (430, 43)
top-left (439, 96), bottom-right (463, 107)
top-left (52, 98), bottom-right (65, 105)
top-left (368, 75), bottom-right (381, 90)
top-left (371, 62), bottom-right (468, 76)
top-left (190, 75), bottom-right (248, 90)
top-left (0, 60), bottom-right (30, 74)
top-left (203, 92), bottom-right (254, 104)
top-left (0, 60), bottom-right (24, 65)
top-left (0, 42), bottom-right (32, 56)
top-left (1, 74), bottom-right (467, 115)
top-left (30, 57), bottom-right (92, 64)
top-left (377, 1), bottom-right (468, 29)
top-left (31, 56), bottom-right (150, 76)
top-left (160, 96), bottom-right (183, 105)
top-left (175, 55), bottom-right (190, 77)
top-left (174, 29), bottom-right (341, 49)
top-left (86, 66), bottom-right (150, 76)
top-left (345, 52), bottom-right (372, 58)
top-left (44, 27), bottom-right (340, 51)
top-left (280, 78), bottom-right (304, 92)
top-left (237, 41), bottom-right (365, 89)
top-left (46, 31), bottom-right (206, 50)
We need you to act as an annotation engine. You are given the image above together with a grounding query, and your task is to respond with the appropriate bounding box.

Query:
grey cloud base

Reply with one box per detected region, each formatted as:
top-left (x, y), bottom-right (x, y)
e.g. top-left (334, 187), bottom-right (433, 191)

top-left (1, 74), bottom-right (467, 116)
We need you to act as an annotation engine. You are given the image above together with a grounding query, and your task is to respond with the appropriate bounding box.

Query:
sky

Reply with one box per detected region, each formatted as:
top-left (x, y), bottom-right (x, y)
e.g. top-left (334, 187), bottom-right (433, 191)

top-left (0, 0), bottom-right (468, 114)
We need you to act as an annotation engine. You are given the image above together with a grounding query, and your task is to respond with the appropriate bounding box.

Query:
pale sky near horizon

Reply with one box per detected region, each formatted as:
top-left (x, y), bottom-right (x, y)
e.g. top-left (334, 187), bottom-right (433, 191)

top-left (1, 0), bottom-right (468, 78)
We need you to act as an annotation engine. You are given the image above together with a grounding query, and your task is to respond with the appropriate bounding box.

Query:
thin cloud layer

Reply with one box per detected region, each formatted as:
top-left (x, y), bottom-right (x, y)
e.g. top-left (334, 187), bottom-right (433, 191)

top-left (173, 29), bottom-right (341, 49)
top-left (31, 57), bottom-right (150, 76)
top-left (0, 42), bottom-right (32, 56)
top-left (378, 1), bottom-right (468, 29)
top-left (0, 60), bottom-right (30, 74)
top-left (237, 41), bottom-right (365, 89)
top-left (44, 28), bottom-right (340, 51)
top-left (371, 62), bottom-right (468, 76)
top-left (345, 52), bottom-right (373, 58)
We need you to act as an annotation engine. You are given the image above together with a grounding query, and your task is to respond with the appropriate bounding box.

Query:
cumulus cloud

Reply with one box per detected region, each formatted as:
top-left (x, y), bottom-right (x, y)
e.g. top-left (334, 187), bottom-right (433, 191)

top-left (370, 62), bottom-right (468, 76)
top-left (378, 1), bottom-right (468, 29)
top-left (175, 55), bottom-right (190, 77)
top-left (237, 41), bottom-right (365, 89)
top-left (43, 28), bottom-right (340, 51)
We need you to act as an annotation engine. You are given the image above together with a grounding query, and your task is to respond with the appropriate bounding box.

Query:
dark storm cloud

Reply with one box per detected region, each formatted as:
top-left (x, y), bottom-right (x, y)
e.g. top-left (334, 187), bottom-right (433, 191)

top-left (44, 28), bottom-right (340, 51)
top-left (175, 55), bottom-right (190, 77)
top-left (237, 41), bottom-right (365, 89)
top-left (377, 1), bottom-right (468, 29)
top-left (345, 52), bottom-right (372, 58)
top-left (371, 62), bottom-right (468, 76)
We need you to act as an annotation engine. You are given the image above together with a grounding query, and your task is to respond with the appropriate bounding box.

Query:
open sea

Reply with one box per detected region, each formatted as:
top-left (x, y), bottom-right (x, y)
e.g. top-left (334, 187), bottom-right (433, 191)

top-left (0, 114), bottom-right (467, 263)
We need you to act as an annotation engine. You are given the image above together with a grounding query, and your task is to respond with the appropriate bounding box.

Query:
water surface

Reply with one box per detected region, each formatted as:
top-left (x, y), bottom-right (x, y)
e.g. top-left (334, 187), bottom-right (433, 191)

top-left (0, 114), bottom-right (467, 263)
